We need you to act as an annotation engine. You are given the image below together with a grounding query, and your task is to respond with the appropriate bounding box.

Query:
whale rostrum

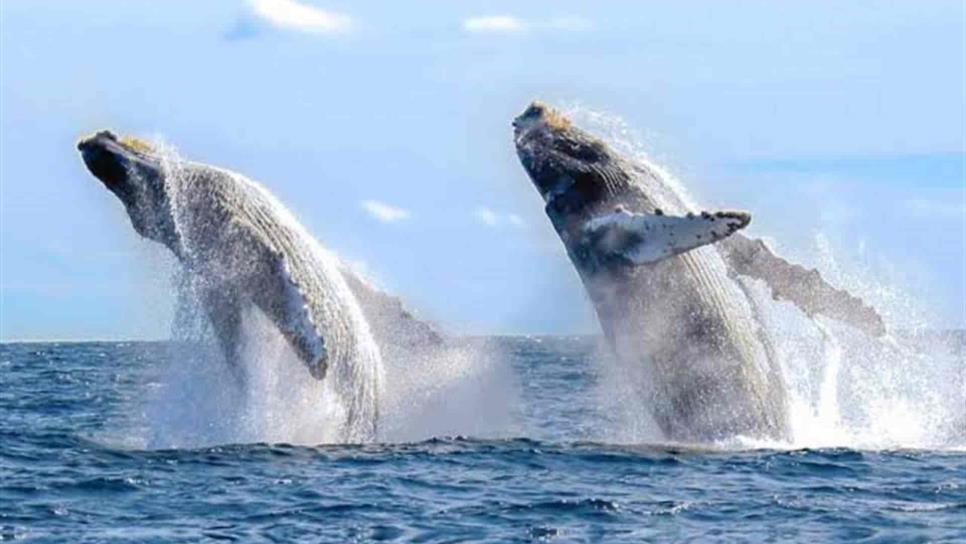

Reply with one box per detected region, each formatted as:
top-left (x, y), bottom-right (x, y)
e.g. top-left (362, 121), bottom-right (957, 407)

top-left (513, 101), bottom-right (887, 441)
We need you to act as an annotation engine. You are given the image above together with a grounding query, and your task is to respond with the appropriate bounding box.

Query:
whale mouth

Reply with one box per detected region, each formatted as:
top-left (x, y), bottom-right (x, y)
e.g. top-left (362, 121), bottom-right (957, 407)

top-left (512, 101), bottom-right (570, 143)
top-left (78, 129), bottom-right (178, 246)
top-left (78, 130), bottom-right (162, 191)
top-left (513, 100), bottom-right (615, 209)
top-left (78, 130), bottom-right (134, 188)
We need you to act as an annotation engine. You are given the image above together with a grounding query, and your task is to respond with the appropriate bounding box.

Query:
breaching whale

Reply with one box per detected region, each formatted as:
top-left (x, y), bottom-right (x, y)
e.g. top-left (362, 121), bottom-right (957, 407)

top-left (77, 130), bottom-right (414, 441)
top-left (513, 102), bottom-right (885, 441)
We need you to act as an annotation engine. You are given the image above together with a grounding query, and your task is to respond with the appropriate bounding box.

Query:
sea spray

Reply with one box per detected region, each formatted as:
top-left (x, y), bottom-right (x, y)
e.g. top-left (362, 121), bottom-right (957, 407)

top-left (763, 292), bottom-right (965, 450)
top-left (379, 337), bottom-right (520, 442)
top-left (567, 105), bottom-right (965, 450)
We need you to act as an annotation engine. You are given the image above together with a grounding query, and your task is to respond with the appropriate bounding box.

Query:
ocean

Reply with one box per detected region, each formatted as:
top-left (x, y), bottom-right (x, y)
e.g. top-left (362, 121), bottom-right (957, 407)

top-left (1, 338), bottom-right (963, 542)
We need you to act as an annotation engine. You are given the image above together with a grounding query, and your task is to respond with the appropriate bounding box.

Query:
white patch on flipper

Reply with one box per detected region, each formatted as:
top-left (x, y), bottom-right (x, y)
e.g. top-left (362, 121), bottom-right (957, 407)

top-left (583, 208), bottom-right (750, 264)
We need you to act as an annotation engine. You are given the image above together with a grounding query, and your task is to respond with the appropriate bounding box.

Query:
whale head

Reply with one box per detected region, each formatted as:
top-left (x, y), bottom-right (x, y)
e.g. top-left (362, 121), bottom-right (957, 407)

top-left (513, 102), bottom-right (754, 264)
top-left (513, 101), bottom-right (631, 232)
top-left (513, 102), bottom-right (589, 201)
top-left (78, 130), bottom-right (180, 251)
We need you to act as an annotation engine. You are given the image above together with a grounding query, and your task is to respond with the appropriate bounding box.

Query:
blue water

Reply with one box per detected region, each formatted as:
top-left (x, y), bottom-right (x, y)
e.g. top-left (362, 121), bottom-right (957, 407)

top-left (1, 340), bottom-right (964, 542)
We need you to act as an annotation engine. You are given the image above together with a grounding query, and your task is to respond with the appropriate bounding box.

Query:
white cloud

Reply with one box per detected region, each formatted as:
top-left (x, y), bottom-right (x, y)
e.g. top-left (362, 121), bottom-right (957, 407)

top-left (463, 15), bottom-right (526, 33)
top-left (361, 200), bottom-right (410, 223)
top-left (248, 0), bottom-right (352, 34)
top-left (462, 15), bottom-right (591, 34)
top-left (475, 207), bottom-right (501, 226)
top-left (475, 207), bottom-right (526, 228)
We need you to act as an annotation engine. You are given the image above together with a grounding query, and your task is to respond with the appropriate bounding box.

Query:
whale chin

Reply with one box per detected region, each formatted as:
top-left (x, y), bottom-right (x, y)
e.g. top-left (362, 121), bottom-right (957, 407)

top-left (78, 131), bottom-right (130, 188)
top-left (78, 130), bottom-right (184, 255)
top-left (78, 130), bottom-right (165, 187)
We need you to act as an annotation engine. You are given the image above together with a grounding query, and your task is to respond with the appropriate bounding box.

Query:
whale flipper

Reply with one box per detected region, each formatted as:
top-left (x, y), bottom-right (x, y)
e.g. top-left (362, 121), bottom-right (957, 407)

top-left (582, 208), bottom-right (751, 265)
top-left (719, 235), bottom-right (887, 336)
top-left (247, 245), bottom-right (329, 380)
top-left (210, 217), bottom-right (330, 381)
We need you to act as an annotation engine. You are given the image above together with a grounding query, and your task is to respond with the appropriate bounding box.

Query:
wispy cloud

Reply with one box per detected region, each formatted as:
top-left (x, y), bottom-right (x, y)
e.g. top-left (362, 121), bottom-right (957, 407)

top-left (462, 15), bottom-right (592, 34)
top-left (361, 200), bottom-right (411, 223)
top-left (248, 0), bottom-right (353, 34)
top-left (475, 207), bottom-right (501, 226)
top-left (475, 207), bottom-right (525, 228)
top-left (463, 15), bottom-right (526, 33)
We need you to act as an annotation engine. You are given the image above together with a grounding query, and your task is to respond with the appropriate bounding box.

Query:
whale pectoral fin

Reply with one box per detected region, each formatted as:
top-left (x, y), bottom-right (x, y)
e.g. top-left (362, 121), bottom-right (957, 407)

top-left (719, 234), bottom-right (887, 337)
top-left (244, 249), bottom-right (330, 380)
top-left (583, 209), bottom-right (751, 264)
top-left (220, 218), bottom-right (330, 380)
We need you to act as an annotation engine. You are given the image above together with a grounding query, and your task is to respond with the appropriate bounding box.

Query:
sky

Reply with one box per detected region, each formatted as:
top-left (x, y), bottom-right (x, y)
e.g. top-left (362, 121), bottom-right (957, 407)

top-left (1, 0), bottom-right (964, 340)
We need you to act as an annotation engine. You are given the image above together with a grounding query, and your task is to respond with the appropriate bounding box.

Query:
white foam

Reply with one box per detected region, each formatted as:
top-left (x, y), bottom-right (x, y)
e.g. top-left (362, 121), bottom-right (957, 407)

top-left (379, 339), bottom-right (520, 442)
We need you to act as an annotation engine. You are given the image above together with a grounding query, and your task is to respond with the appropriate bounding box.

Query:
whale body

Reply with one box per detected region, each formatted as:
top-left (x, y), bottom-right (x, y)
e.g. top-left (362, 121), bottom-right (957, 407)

top-left (77, 131), bottom-right (402, 441)
top-left (513, 102), bottom-right (885, 441)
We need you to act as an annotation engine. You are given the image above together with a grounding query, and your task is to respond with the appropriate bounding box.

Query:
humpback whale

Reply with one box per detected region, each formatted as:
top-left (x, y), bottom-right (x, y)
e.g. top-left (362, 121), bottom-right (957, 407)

top-left (77, 130), bottom-right (402, 441)
top-left (513, 102), bottom-right (885, 441)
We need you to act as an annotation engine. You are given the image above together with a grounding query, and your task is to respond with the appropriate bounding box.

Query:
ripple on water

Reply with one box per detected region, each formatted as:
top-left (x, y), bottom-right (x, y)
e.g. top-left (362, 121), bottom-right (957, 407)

top-left (0, 341), bottom-right (963, 542)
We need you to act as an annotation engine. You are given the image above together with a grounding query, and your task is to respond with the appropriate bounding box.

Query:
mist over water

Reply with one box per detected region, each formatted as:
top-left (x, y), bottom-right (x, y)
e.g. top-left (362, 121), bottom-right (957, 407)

top-left (137, 309), bottom-right (519, 449)
top-left (748, 281), bottom-right (964, 451)
top-left (378, 338), bottom-right (520, 442)
top-left (142, 308), bottom-right (348, 449)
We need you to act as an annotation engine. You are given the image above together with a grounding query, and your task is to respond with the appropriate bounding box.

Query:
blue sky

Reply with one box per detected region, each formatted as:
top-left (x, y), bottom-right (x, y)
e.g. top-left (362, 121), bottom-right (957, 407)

top-left (1, 0), bottom-right (963, 340)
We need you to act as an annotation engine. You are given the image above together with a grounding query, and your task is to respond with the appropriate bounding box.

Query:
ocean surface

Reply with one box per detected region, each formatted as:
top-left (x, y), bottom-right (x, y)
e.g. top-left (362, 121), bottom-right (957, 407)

top-left (1, 338), bottom-right (964, 542)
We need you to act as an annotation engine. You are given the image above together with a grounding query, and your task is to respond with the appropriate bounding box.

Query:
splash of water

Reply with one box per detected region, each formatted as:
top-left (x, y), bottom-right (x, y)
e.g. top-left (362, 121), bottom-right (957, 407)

top-left (748, 274), bottom-right (965, 451)
top-left (123, 138), bottom-right (517, 449)
top-left (566, 105), bottom-right (966, 451)
top-left (379, 338), bottom-right (520, 442)
top-left (143, 308), bottom-right (348, 448)
top-left (123, 139), bottom-right (381, 446)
